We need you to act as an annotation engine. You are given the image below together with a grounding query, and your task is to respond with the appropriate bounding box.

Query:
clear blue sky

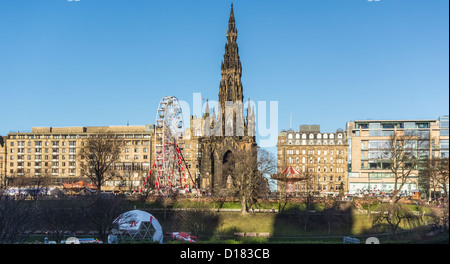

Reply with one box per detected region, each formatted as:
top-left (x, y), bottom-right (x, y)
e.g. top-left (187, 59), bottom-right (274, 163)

top-left (0, 0), bottom-right (448, 149)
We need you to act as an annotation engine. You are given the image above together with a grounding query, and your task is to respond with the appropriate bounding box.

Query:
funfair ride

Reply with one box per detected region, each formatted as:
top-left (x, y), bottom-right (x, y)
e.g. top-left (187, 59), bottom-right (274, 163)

top-left (140, 96), bottom-right (197, 195)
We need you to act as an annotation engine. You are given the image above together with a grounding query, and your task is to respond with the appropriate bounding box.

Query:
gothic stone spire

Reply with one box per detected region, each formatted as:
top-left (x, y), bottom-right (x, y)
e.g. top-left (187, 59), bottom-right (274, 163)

top-left (219, 3), bottom-right (243, 110)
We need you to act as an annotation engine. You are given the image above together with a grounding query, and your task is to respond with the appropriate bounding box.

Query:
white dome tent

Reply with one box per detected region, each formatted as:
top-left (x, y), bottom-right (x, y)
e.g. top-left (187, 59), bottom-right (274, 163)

top-left (108, 210), bottom-right (163, 244)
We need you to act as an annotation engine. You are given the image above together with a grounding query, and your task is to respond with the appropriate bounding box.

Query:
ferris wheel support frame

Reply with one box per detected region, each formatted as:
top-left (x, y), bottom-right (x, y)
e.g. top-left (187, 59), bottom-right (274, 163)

top-left (139, 143), bottom-right (198, 194)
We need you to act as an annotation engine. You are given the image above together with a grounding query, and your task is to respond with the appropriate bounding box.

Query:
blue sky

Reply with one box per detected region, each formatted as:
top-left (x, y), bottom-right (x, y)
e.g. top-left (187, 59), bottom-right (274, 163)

top-left (0, 0), bottom-right (448, 149)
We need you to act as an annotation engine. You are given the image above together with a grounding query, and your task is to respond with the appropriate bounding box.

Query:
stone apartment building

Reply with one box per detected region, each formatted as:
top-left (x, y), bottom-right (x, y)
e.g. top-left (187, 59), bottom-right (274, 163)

top-left (1, 125), bottom-right (154, 192)
top-left (276, 125), bottom-right (348, 196)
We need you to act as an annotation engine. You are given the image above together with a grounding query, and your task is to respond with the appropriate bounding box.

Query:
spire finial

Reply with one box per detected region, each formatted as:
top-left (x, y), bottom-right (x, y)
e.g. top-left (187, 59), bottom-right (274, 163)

top-left (229, 2), bottom-right (235, 24)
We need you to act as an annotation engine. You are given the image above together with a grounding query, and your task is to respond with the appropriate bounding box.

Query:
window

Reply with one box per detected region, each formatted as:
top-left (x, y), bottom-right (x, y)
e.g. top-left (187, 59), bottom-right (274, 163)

top-left (416, 122), bottom-right (429, 128)
top-left (369, 140), bottom-right (390, 149)
top-left (357, 123), bottom-right (368, 129)
top-left (382, 123), bottom-right (395, 129)
top-left (440, 140), bottom-right (449, 150)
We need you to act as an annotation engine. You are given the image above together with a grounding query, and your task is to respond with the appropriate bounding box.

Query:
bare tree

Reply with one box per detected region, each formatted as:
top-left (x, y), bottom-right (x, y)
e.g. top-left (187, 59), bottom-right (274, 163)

top-left (0, 194), bottom-right (36, 244)
top-left (371, 202), bottom-right (422, 239)
top-left (38, 197), bottom-right (86, 243)
top-left (224, 147), bottom-right (275, 215)
top-left (419, 157), bottom-right (448, 200)
top-left (384, 133), bottom-right (428, 202)
top-left (79, 133), bottom-right (124, 194)
top-left (419, 157), bottom-right (437, 200)
top-left (436, 157), bottom-right (449, 198)
top-left (86, 194), bottom-right (127, 242)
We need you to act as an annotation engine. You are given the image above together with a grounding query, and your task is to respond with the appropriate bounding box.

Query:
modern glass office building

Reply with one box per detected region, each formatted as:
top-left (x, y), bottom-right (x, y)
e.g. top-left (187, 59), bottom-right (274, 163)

top-left (346, 117), bottom-right (449, 196)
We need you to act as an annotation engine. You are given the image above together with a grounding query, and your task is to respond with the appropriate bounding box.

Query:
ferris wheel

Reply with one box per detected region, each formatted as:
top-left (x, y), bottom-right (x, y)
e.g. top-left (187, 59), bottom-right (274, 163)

top-left (141, 96), bottom-right (197, 195)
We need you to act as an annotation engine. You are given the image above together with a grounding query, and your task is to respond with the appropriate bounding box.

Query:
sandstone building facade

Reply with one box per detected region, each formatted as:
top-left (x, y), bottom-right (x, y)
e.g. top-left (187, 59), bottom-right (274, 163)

top-left (276, 125), bottom-right (348, 196)
top-left (0, 125), bottom-right (154, 192)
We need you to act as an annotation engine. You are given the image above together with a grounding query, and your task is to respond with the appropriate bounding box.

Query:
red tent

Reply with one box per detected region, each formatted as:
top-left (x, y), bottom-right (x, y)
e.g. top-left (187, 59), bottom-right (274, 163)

top-left (281, 166), bottom-right (300, 176)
